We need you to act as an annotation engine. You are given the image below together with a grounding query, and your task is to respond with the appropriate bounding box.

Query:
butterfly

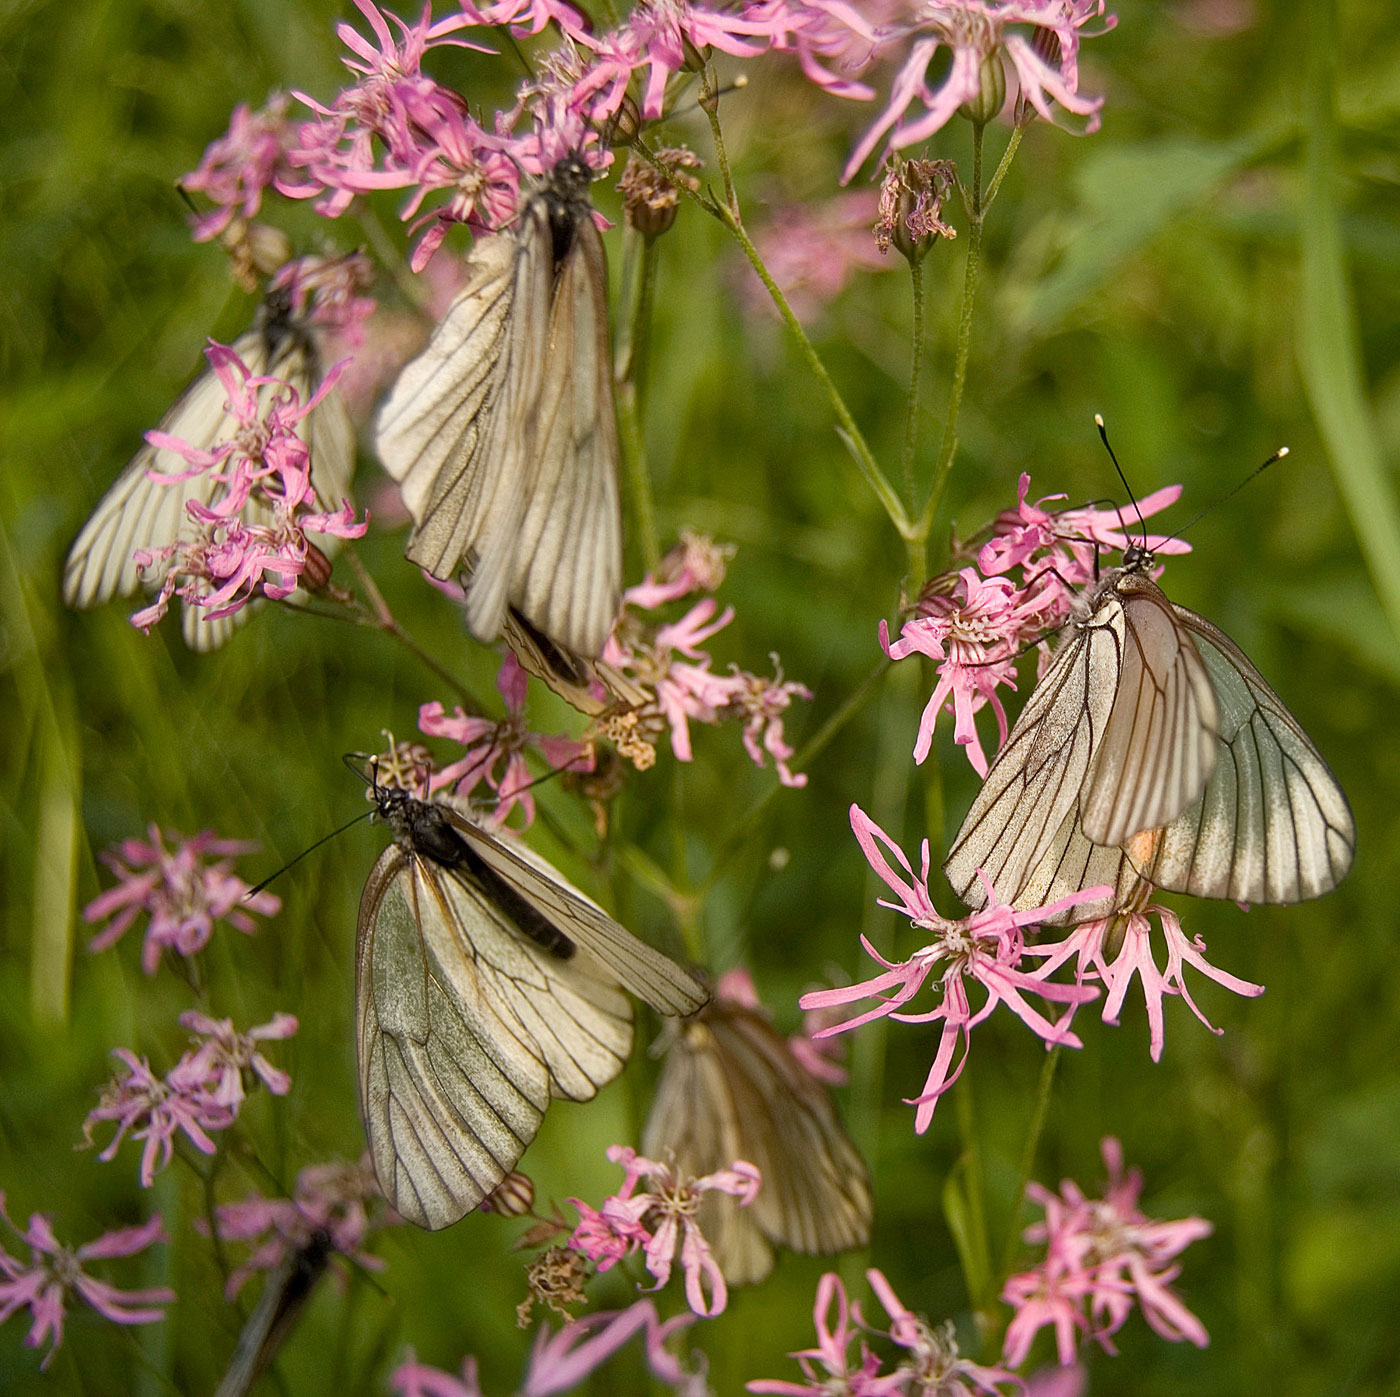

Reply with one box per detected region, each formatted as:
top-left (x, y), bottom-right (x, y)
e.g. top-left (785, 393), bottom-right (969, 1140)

top-left (375, 155), bottom-right (622, 660)
top-left (503, 605), bottom-right (650, 718)
top-left (640, 976), bottom-right (872, 1285)
top-left (357, 780), bottom-right (707, 1230)
top-left (944, 539), bottom-right (1356, 925)
top-left (62, 273), bottom-right (356, 650)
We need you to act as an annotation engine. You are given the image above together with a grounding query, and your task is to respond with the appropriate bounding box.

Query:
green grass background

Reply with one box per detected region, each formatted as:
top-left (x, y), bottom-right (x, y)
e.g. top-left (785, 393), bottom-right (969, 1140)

top-left (2, 0), bottom-right (1399, 1392)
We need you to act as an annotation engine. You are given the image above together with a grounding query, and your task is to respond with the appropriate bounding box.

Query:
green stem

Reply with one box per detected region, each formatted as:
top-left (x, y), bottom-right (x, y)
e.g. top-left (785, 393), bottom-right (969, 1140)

top-left (726, 212), bottom-right (911, 535)
top-left (616, 227), bottom-right (662, 571)
top-left (983, 124), bottom-right (1024, 211)
top-left (999, 1044), bottom-right (1062, 1280)
top-left (922, 123), bottom-right (986, 539)
top-left (338, 549), bottom-right (483, 711)
top-left (698, 65), bottom-right (740, 220)
top-left (902, 257), bottom-right (927, 506)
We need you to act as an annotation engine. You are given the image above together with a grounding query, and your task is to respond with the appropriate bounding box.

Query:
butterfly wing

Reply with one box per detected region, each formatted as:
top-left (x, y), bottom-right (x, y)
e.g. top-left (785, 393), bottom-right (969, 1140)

top-left (374, 230), bottom-right (541, 575)
top-left (356, 841), bottom-right (632, 1230)
top-left (943, 609), bottom-right (1122, 910)
top-left (65, 309), bottom-right (355, 651)
top-left (503, 605), bottom-right (650, 717)
top-left (1078, 574), bottom-right (1218, 846)
top-left (467, 213), bottom-right (622, 658)
top-left (642, 1006), bottom-right (872, 1285)
top-left (445, 807), bottom-right (708, 1018)
top-left (1139, 607), bottom-right (1356, 902)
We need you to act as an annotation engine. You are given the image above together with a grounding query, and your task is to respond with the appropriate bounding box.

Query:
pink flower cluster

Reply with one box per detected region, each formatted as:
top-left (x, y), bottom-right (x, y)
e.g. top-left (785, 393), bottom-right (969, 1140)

top-left (802, 806), bottom-right (1105, 1134)
top-left (420, 654), bottom-right (595, 830)
top-left (83, 825), bottom-right (280, 975)
top-left (83, 1013), bottom-right (297, 1187)
top-left (885, 474), bottom-right (1188, 775)
top-left (130, 338), bottom-right (366, 634)
top-left (807, 809), bottom-right (1263, 1131)
top-left (211, 1157), bottom-right (387, 1301)
top-left (0, 1199), bottom-right (174, 1370)
top-left (749, 1267), bottom-right (1021, 1396)
top-left (184, 1), bottom-right (884, 269)
top-left (843, 1), bottom-right (1116, 179)
top-left (393, 1297), bottom-right (703, 1397)
top-left (568, 1145), bottom-right (761, 1318)
top-left (605, 533), bottom-right (813, 786)
top-left (1002, 1138), bottom-right (1213, 1364)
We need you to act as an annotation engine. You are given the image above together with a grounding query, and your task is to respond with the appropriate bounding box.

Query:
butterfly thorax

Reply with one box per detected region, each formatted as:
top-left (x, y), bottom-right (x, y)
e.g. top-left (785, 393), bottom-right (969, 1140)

top-left (1068, 542), bottom-right (1157, 632)
top-left (541, 155), bottom-right (596, 267)
top-left (378, 789), bottom-right (473, 868)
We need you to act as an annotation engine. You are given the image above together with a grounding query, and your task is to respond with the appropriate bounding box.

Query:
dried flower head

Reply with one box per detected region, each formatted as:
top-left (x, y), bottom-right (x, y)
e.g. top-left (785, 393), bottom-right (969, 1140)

top-left (617, 147), bottom-right (703, 239)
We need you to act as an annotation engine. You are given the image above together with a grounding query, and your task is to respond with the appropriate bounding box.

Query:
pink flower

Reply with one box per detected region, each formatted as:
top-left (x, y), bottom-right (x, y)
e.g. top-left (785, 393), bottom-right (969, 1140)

top-left (177, 1011), bottom-right (298, 1108)
top-left (129, 340), bottom-right (366, 634)
top-left (746, 1271), bottom-right (886, 1395)
top-left (742, 190), bottom-right (892, 322)
top-left (0, 1198), bottom-right (174, 1369)
top-left (842, 2), bottom-right (1116, 180)
top-left (392, 1350), bottom-right (483, 1397)
top-left (1002, 1138), bottom-right (1212, 1365)
top-left (1023, 903), bottom-right (1264, 1063)
top-left (83, 825), bottom-right (279, 975)
top-left (83, 1046), bottom-right (235, 1187)
top-left (882, 567), bottom-right (1052, 775)
top-left (419, 655), bottom-right (594, 829)
top-left (522, 1299), bottom-right (701, 1396)
top-left (799, 806), bottom-right (1105, 1133)
top-left (569, 1146), bottom-right (761, 1318)
top-left (183, 96), bottom-right (297, 241)
top-left (604, 545), bottom-right (813, 781)
top-left (211, 1157), bottom-right (387, 1300)
top-left (866, 1268), bottom-right (1022, 1394)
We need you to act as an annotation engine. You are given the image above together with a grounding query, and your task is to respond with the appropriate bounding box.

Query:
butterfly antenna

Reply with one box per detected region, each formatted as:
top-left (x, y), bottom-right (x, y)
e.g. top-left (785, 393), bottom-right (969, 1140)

top-left (1095, 413), bottom-right (1148, 546)
top-left (245, 807), bottom-right (376, 900)
top-left (478, 749), bottom-right (595, 815)
top-left (1160, 446), bottom-right (1290, 547)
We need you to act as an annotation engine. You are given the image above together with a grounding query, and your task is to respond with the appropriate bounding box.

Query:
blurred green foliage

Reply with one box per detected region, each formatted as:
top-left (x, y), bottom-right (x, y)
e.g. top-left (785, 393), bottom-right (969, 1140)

top-left (2, 0), bottom-right (1399, 1393)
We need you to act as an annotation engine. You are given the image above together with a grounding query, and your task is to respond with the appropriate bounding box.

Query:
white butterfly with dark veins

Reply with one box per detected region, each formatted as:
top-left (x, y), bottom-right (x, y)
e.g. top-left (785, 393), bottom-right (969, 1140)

top-left (356, 782), bottom-right (707, 1231)
top-left (63, 279), bottom-right (355, 651)
top-left (944, 540), bottom-right (1356, 925)
top-left (375, 154), bottom-right (621, 660)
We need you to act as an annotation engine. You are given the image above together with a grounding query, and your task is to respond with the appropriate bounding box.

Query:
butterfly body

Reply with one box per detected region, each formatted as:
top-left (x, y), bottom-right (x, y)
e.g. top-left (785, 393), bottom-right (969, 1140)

top-left (945, 542), bottom-right (1355, 922)
top-left (356, 788), bottom-right (705, 1229)
top-left (376, 156), bottom-right (622, 659)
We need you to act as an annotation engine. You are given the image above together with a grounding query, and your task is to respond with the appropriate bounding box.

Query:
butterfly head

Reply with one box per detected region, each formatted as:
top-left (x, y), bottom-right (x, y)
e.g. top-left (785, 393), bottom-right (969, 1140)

top-left (1121, 540), bottom-right (1155, 574)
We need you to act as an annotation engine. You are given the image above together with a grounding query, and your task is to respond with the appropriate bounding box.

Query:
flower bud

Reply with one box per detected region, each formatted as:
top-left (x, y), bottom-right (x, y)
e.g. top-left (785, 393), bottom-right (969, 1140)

top-left (604, 94), bottom-right (642, 147)
top-left (958, 50), bottom-right (1006, 126)
top-left (617, 148), bottom-right (702, 240)
top-left (1015, 25), bottom-right (1062, 126)
top-left (874, 157), bottom-right (958, 266)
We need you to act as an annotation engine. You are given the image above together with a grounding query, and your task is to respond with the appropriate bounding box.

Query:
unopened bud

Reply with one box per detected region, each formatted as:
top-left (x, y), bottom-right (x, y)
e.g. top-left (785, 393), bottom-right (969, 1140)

top-left (1015, 26), bottom-right (1062, 126)
top-left (604, 95), bottom-right (642, 147)
top-left (617, 147), bottom-right (702, 240)
top-left (958, 50), bottom-right (1007, 127)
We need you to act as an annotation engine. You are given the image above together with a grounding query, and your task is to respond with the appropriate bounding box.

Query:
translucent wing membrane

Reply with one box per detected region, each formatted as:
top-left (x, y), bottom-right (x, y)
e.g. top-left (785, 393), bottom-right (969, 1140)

top-left (641, 1003), bottom-right (872, 1285)
top-left (375, 160), bottom-right (623, 659)
top-left (357, 846), bottom-right (631, 1230)
top-left (945, 556), bottom-right (1354, 921)
top-left (1142, 608), bottom-right (1355, 903)
top-left (63, 301), bottom-right (354, 651)
top-left (357, 792), bottom-right (706, 1229)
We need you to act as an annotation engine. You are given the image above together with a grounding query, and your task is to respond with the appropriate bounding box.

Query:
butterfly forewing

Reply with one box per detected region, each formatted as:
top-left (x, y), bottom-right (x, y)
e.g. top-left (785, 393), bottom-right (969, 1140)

top-left (357, 832), bottom-right (633, 1230)
top-left (943, 611), bottom-right (1121, 910)
top-left (356, 791), bottom-right (706, 1230)
top-left (1078, 575), bottom-right (1217, 846)
top-left (374, 157), bottom-right (623, 659)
